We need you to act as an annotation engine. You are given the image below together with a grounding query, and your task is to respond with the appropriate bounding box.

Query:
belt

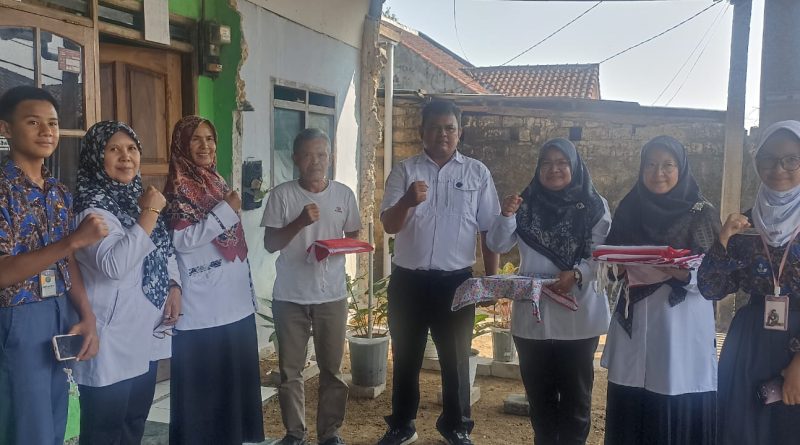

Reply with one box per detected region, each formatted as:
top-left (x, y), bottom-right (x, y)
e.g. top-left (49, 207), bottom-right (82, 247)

top-left (393, 265), bottom-right (472, 277)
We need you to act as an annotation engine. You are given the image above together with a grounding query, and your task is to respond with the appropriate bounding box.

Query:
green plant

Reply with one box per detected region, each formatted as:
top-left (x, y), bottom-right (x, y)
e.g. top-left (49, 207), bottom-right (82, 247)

top-left (256, 298), bottom-right (278, 343)
top-left (347, 273), bottom-right (390, 338)
top-left (473, 313), bottom-right (491, 339)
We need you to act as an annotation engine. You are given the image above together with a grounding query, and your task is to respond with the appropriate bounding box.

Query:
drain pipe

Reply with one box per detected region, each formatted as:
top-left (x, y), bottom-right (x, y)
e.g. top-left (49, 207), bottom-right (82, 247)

top-left (382, 41), bottom-right (395, 278)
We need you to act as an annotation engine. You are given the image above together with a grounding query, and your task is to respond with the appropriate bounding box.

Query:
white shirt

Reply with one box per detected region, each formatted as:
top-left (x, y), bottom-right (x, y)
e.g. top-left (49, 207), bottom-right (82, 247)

top-left (380, 151), bottom-right (500, 271)
top-left (601, 270), bottom-right (718, 395)
top-left (486, 203), bottom-right (612, 341)
top-left (173, 201), bottom-right (257, 331)
top-left (260, 180), bottom-right (362, 304)
top-left (72, 208), bottom-right (175, 387)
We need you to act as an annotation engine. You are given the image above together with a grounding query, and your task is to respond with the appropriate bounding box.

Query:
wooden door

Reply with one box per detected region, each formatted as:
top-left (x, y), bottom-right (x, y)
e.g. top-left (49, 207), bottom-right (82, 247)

top-left (99, 43), bottom-right (181, 191)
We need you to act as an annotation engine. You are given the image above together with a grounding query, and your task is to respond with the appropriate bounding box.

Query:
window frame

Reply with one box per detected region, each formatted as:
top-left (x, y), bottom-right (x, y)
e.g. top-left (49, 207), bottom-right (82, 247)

top-left (270, 78), bottom-right (337, 187)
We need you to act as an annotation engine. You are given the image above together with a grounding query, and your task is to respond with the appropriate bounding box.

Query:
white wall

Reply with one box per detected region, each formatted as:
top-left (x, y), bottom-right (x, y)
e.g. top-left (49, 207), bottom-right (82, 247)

top-left (237, 0), bottom-right (364, 307)
top-left (242, 0), bottom-right (371, 49)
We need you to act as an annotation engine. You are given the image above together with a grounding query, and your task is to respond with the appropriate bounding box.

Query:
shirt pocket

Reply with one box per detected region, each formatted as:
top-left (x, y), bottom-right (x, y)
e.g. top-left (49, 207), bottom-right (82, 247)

top-left (448, 179), bottom-right (481, 216)
top-left (97, 290), bottom-right (120, 326)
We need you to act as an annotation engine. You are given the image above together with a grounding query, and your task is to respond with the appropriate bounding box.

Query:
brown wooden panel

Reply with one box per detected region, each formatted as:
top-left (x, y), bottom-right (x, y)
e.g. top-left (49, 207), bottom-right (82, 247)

top-left (128, 67), bottom-right (167, 162)
top-left (142, 175), bottom-right (167, 193)
top-left (99, 63), bottom-right (115, 121)
top-left (99, 43), bottom-right (181, 189)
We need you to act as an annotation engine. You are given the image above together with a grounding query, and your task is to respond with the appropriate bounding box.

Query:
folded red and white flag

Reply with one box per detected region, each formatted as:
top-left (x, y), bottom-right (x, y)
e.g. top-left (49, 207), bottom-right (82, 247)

top-left (306, 238), bottom-right (374, 262)
top-left (592, 245), bottom-right (702, 269)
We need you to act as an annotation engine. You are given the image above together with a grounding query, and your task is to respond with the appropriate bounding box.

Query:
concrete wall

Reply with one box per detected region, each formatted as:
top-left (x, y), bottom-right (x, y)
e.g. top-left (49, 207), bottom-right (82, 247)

top-left (238, 0), bottom-right (365, 307)
top-left (391, 44), bottom-right (476, 94)
top-left (375, 98), bottom-right (740, 275)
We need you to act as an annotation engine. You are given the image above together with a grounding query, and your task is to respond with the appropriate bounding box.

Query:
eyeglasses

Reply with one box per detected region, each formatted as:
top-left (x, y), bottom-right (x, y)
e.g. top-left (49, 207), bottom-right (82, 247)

top-left (153, 322), bottom-right (176, 339)
top-left (643, 162), bottom-right (678, 174)
top-left (424, 125), bottom-right (458, 135)
top-left (540, 160), bottom-right (571, 172)
top-left (755, 154), bottom-right (800, 172)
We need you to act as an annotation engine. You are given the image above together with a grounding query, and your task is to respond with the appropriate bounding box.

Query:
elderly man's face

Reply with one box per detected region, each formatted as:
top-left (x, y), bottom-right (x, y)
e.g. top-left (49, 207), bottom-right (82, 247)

top-left (293, 137), bottom-right (330, 181)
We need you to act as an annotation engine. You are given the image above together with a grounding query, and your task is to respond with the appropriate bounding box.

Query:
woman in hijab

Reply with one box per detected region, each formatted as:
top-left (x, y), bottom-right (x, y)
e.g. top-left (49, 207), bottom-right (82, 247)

top-left (487, 138), bottom-right (611, 445)
top-left (164, 116), bottom-right (264, 445)
top-left (72, 121), bottom-right (181, 444)
top-left (698, 120), bottom-right (800, 444)
top-left (601, 136), bottom-right (719, 445)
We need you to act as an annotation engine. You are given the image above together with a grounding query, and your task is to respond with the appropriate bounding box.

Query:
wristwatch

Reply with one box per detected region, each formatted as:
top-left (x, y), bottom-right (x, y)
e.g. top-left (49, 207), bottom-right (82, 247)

top-left (573, 268), bottom-right (583, 286)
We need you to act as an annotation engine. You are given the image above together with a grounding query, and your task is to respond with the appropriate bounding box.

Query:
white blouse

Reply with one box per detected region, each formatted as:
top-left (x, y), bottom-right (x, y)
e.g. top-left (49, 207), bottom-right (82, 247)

top-left (486, 201), bottom-right (612, 341)
top-left (600, 270), bottom-right (718, 395)
top-left (173, 201), bottom-right (256, 331)
top-left (72, 208), bottom-right (175, 387)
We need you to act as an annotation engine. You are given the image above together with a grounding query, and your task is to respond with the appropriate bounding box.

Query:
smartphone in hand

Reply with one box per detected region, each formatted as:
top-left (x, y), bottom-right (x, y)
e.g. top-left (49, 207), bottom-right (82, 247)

top-left (52, 334), bottom-right (84, 361)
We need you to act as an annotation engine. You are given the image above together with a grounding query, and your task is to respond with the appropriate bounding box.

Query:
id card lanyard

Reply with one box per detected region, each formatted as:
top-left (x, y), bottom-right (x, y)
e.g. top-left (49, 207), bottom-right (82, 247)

top-left (758, 227), bottom-right (800, 297)
top-left (759, 227), bottom-right (800, 331)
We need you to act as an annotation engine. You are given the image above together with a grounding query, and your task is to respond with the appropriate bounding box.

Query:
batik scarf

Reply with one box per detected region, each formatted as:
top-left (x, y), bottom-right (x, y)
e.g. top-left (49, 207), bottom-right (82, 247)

top-left (74, 121), bottom-right (172, 309)
top-left (163, 116), bottom-right (248, 261)
top-left (516, 138), bottom-right (606, 271)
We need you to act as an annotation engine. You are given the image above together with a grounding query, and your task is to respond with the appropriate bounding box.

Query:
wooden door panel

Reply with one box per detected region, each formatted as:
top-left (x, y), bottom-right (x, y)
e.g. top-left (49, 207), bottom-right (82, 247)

top-left (99, 43), bottom-right (181, 192)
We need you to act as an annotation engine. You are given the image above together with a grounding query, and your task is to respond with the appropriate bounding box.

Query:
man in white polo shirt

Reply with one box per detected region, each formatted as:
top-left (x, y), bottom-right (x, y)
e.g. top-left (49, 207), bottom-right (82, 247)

top-left (262, 128), bottom-right (361, 445)
top-left (376, 100), bottom-right (500, 445)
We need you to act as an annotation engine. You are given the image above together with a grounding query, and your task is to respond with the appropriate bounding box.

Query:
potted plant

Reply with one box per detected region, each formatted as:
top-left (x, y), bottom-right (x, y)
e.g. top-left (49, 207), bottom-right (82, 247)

top-left (347, 273), bottom-right (391, 387)
top-left (487, 262), bottom-right (518, 362)
top-left (470, 313), bottom-right (491, 387)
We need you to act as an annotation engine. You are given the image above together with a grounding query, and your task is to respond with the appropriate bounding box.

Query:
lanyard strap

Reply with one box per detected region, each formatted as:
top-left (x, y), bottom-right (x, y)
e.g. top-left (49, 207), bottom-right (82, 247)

top-left (759, 226), bottom-right (800, 296)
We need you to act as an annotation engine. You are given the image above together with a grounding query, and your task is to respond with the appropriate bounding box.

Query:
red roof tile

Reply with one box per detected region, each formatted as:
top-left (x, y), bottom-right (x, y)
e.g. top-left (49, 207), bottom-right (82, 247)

top-left (464, 64), bottom-right (600, 99)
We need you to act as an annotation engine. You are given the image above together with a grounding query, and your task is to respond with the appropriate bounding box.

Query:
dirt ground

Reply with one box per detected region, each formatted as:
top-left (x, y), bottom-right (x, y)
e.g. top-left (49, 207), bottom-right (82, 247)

top-left (260, 334), bottom-right (608, 445)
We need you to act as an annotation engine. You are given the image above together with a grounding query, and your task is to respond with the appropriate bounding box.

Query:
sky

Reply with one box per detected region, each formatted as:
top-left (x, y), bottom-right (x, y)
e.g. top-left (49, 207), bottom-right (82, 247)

top-left (383, 0), bottom-right (765, 128)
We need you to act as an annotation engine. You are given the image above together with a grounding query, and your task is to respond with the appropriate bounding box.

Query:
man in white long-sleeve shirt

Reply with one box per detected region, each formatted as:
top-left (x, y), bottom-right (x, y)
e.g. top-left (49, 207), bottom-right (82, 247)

top-left (376, 100), bottom-right (500, 445)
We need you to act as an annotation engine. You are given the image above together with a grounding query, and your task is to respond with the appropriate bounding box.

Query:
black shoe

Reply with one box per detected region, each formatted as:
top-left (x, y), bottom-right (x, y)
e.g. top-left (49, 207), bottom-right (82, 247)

top-left (438, 430), bottom-right (473, 445)
top-left (375, 425), bottom-right (418, 445)
top-left (278, 435), bottom-right (309, 445)
top-left (319, 436), bottom-right (346, 445)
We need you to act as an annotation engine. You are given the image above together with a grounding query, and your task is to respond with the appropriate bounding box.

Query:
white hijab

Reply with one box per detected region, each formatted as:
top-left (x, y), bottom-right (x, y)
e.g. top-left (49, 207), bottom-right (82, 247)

top-left (752, 120), bottom-right (800, 247)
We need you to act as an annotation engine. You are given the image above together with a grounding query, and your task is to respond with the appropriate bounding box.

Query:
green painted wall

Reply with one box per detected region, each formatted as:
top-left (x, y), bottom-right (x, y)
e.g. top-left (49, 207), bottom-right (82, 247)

top-left (169, 0), bottom-right (241, 179)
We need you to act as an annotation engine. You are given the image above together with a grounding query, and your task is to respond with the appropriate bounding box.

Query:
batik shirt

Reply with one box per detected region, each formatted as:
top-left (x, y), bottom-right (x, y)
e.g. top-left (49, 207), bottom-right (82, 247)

top-left (0, 159), bottom-right (73, 307)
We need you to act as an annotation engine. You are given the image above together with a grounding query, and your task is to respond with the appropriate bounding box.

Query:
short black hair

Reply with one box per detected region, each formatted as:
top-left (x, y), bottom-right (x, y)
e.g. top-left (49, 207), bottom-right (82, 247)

top-left (421, 100), bottom-right (461, 128)
top-left (0, 86), bottom-right (59, 122)
top-left (293, 127), bottom-right (330, 155)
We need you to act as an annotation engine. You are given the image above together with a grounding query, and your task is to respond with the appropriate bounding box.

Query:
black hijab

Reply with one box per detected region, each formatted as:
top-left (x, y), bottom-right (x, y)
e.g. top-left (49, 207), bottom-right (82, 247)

top-left (606, 135), bottom-right (703, 248)
top-left (606, 136), bottom-right (718, 336)
top-left (516, 138), bottom-right (606, 271)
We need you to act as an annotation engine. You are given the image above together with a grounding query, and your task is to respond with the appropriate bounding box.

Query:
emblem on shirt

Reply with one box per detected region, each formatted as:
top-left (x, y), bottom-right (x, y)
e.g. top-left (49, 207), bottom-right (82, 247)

top-left (756, 259), bottom-right (769, 276)
top-left (334, 207), bottom-right (343, 213)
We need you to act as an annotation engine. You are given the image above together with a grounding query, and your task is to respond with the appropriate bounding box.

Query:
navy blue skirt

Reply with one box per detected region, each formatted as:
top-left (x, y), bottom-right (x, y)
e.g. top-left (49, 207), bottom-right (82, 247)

top-left (717, 301), bottom-right (800, 445)
top-left (169, 314), bottom-right (264, 445)
top-left (604, 383), bottom-right (716, 445)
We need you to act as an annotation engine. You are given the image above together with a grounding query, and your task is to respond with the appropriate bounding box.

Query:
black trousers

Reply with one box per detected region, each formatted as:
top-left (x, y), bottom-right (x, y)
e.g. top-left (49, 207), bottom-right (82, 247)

top-left (386, 266), bottom-right (474, 433)
top-left (514, 336), bottom-right (599, 445)
top-left (78, 361), bottom-right (158, 445)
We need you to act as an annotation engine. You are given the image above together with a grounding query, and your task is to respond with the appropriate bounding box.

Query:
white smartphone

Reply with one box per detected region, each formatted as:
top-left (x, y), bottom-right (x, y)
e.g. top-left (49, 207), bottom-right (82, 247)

top-left (52, 334), bottom-right (83, 361)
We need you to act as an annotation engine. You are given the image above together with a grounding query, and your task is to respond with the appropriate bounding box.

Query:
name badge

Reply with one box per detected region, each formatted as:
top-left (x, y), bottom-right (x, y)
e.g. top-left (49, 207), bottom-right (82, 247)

top-left (764, 294), bottom-right (789, 331)
top-left (40, 268), bottom-right (58, 298)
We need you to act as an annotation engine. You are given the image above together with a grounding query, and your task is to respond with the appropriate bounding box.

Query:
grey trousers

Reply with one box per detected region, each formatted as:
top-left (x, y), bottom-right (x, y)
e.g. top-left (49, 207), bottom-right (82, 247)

top-left (273, 298), bottom-right (349, 442)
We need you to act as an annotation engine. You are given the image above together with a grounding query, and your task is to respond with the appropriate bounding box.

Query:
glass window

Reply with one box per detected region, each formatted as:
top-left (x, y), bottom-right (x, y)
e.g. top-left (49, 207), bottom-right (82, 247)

top-left (0, 27), bottom-right (36, 162)
top-left (40, 31), bottom-right (85, 130)
top-left (19, 1), bottom-right (90, 17)
top-left (46, 137), bottom-right (81, 192)
top-left (273, 108), bottom-right (303, 185)
top-left (272, 83), bottom-right (336, 186)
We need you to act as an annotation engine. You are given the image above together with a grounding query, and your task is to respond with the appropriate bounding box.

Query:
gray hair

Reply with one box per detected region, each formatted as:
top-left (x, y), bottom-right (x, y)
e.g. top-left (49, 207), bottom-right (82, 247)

top-left (293, 128), bottom-right (331, 155)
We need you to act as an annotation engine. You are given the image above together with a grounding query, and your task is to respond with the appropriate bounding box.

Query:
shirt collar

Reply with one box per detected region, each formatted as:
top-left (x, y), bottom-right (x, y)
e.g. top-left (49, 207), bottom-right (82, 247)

top-left (2, 158), bottom-right (56, 190)
top-left (420, 149), bottom-right (464, 167)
